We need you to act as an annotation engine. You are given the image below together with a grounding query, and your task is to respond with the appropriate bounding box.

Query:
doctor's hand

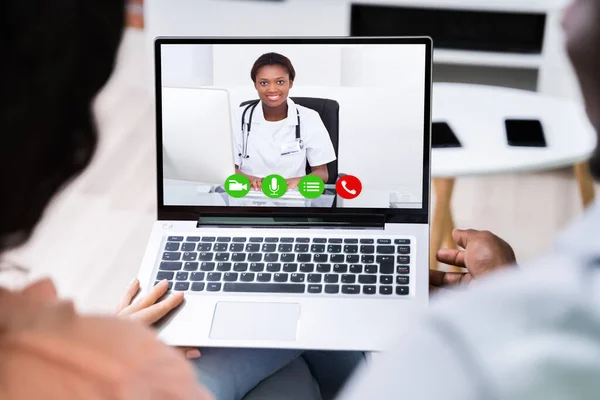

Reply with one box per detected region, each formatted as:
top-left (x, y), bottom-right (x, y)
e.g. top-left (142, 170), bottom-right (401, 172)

top-left (286, 177), bottom-right (301, 190)
top-left (248, 176), bottom-right (263, 191)
top-left (430, 229), bottom-right (516, 293)
top-left (116, 279), bottom-right (202, 360)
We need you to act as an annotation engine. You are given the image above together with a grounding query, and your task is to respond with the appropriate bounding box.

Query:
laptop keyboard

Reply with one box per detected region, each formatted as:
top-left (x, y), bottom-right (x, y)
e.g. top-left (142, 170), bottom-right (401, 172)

top-left (155, 236), bottom-right (412, 297)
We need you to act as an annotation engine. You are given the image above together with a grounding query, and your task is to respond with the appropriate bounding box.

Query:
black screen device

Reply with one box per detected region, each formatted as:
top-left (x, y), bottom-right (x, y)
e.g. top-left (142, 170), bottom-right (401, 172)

top-left (505, 119), bottom-right (547, 147)
top-left (432, 122), bottom-right (461, 148)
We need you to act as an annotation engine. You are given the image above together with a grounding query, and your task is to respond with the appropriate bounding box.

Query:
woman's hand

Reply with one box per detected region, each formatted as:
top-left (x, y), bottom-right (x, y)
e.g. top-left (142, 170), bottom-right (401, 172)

top-left (116, 279), bottom-right (201, 359)
top-left (286, 177), bottom-right (302, 190)
top-left (248, 176), bottom-right (263, 191)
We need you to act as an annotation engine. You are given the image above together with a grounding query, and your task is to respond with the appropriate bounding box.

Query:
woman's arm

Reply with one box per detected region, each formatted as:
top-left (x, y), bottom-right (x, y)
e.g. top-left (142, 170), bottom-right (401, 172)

top-left (310, 164), bottom-right (329, 184)
top-left (235, 165), bottom-right (262, 190)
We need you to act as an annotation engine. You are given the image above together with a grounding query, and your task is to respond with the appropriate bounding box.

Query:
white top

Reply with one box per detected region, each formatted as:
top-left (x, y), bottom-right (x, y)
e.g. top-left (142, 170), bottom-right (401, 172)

top-left (233, 98), bottom-right (336, 179)
top-left (432, 83), bottom-right (597, 178)
top-left (338, 200), bottom-right (600, 400)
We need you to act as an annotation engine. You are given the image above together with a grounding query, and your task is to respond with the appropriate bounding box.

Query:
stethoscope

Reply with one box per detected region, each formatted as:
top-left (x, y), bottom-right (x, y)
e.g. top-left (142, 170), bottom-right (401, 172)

top-left (239, 100), bottom-right (303, 161)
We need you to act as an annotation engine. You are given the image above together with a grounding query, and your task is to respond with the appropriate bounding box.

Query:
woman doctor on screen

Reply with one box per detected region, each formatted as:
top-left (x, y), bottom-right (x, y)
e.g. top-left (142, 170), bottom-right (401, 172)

top-left (234, 52), bottom-right (337, 190)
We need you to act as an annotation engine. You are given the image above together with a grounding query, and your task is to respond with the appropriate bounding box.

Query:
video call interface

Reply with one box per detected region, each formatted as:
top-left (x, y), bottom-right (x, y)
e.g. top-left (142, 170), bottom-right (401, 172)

top-left (160, 42), bottom-right (427, 209)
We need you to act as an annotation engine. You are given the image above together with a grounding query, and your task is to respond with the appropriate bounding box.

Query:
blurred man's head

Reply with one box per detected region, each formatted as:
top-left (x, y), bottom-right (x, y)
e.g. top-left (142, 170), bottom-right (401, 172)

top-left (0, 1), bottom-right (124, 252)
top-left (562, 0), bottom-right (600, 177)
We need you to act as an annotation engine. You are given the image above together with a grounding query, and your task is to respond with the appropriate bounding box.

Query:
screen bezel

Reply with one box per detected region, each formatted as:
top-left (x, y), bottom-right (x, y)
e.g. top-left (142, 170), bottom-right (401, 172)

top-left (155, 37), bottom-right (432, 224)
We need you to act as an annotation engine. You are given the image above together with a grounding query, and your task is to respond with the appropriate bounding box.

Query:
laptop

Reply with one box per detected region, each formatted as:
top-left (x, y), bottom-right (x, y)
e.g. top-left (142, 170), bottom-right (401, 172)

top-left (137, 37), bottom-right (432, 351)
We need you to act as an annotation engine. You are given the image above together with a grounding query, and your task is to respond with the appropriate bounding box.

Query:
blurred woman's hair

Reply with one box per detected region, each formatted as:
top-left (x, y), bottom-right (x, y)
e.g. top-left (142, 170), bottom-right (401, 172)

top-left (0, 1), bottom-right (125, 252)
top-left (250, 52), bottom-right (296, 83)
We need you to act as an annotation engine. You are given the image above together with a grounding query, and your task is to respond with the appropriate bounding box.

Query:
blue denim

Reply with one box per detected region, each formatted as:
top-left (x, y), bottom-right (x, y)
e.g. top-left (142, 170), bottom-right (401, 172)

top-left (191, 349), bottom-right (365, 400)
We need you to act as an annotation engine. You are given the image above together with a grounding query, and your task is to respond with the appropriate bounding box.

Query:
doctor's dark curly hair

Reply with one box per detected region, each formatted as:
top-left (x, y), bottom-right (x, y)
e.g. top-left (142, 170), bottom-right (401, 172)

top-left (0, 1), bottom-right (125, 253)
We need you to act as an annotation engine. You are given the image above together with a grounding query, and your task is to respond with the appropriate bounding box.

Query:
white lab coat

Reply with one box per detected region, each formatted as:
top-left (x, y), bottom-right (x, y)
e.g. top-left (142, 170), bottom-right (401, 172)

top-left (233, 98), bottom-right (336, 179)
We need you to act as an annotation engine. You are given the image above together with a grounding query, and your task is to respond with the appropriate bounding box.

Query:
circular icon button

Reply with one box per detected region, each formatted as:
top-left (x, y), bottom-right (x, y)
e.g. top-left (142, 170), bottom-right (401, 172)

top-left (336, 175), bottom-right (362, 200)
top-left (224, 174), bottom-right (251, 198)
top-left (298, 175), bottom-right (324, 199)
top-left (262, 174), bottom-right (288, 198)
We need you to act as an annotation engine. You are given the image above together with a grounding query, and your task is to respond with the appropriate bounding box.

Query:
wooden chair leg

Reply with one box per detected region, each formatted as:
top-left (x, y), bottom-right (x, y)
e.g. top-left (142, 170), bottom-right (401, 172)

top-left (430, 178), bottom-right (455, 271)
top-left (443, 211), bottom-right (457, 249)
top-left (574, 162), bottom-right (595, 208)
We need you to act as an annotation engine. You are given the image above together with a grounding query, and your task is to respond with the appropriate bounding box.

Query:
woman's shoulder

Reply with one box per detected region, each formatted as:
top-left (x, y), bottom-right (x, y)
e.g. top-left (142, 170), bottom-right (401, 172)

top-left (294, 103), bottom-right (322, 122)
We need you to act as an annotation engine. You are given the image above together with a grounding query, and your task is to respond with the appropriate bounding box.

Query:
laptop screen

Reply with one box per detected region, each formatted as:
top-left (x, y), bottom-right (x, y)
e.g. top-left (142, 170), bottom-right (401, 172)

top-left (156, 38), bottom-right (431, 217)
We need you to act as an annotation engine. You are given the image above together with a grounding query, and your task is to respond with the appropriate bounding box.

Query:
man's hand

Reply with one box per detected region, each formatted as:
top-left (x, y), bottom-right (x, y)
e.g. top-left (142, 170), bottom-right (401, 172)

top-left (430, 229), bottom-right (516, 292)
top-left (116, 279), bottom-right (201, 359)
top-left (286, 177), bottom-right (302, 190)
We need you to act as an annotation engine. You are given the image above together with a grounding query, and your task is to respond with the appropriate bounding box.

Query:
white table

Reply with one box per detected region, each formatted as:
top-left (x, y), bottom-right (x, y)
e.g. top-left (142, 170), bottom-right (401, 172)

top-left (430, 83), bottom-right (597, 269)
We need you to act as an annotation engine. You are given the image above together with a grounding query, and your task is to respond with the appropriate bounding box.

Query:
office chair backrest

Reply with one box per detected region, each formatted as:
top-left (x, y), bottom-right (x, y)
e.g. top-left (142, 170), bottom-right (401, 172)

top-left (240, 97), bottom-right (340, 184)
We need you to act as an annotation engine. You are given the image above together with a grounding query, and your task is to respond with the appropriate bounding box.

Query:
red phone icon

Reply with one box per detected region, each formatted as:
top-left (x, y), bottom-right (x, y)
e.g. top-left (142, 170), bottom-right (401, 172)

top-left (336, 175), bottom-right (362, 200)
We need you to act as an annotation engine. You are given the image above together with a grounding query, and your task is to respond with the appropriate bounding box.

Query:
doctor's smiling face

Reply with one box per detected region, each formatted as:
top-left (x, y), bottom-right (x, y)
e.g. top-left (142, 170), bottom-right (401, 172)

top-left (251, 53), bottom-right (296, 113)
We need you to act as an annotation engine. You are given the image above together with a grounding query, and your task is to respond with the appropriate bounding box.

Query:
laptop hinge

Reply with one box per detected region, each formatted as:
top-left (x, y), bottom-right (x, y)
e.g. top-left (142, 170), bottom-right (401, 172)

top-left (196, 213), bottom-right (386, 229)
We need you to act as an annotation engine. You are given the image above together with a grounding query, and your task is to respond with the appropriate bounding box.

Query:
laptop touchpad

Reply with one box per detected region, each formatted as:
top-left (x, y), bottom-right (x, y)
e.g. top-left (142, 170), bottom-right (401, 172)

top-left (210, 302), bottom-right (301, 341)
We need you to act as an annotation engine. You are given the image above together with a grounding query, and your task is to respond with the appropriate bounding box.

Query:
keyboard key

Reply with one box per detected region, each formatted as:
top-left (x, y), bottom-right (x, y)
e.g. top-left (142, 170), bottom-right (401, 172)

top-left (183, 262), bottom-right (198, 271)
top-left (296, 238), bottom-right (310, 243)
top-left (279, 244), bottom-right (293, 253)
top-left (198, 252), bottom-right (213, 261)
top-left (342, 275), bottom-right (356, 284)
top-left (308, 284), bottom-right (322, 293)
top-left (249, 237), bottom-right (264, 243)
top-left (314, 254), bottom-right (328, 262)
top-left (331, 254), bottom-right (345, 263)
top-left (241, 273), bottom-right (255, 282)
top-left (186, 236), bottom-right (201, 242)
top-left (396, 276), bottom-right (410, 285)
top-left (182, 243), bottom-right (196, 251)
top-left (380, 275), bottom-right (393, 285)
top-left (168, 236), bottom-right (184, 242)
top-left (230, 243), bottom-right (244, 252)
top-left (207, 272), bottom-right (222, 282)
top-left (342, 285), bottom-right (360, 294)
top-left (217, 262), bottom-right (232, 271)
top-left (248, 253), bottom-right (263, 262)
top-left (201, 237), bottom-right (216, 242)
top-left (333, 264), bottom-right (348, 273)
top-left (162, 252), bottom-right (181, 261)
top-left (308, 274), bottom-right (322, 283)
top-left (262, 244), bottom-right (277, 252)
top-left (165, 242), bottom-right (180, 251)
top-left (267, 263), bottom-right (281, 272)
top-left (397, 266), bottom-right (410, 274)
top-left (281, 254), bottom-right (296, 262)
top-left (291, 273), bottom-right (305, 283)
top-left (191, 282), bottom-right (205, 291)
top-left (395, 239), bottom-right (411, 245)
top-left (300, 263), bottom-right (314, 273)
top-left (363, 285), bottom-right (376, 295)
top-left (361, 255), bottom-right (375, 264)
top-left (376, 256), bottom-right (394, 264)
top-left (232, 237), bottom-right (247, 242)
top-left (191, 272), bottom-right (205, 281)
top-left (224, 283), bottom-right (305, 294)
top-left (295, 244), bottom-right (309, 252)
top-left (360, 238), bottom-right (374, 244)
top-left (257, 273), bottom-right (271, 282)
top-left (317, 264), bottom-right (331, 273)
top-left (182, 252), bottom-right (197, 261)
top-left (377, 239), bottom-right (391, 244)
top-left (154, 280), bottom-right (173, 290)
top-left (397, 246), bottom-right (411, 254)
top-left (224, 272), bottom-right (238, 282)
top-left (274, 273), bottom-right (288, 282)
top-left (214, 243), bottom-right (229, 252)
top-left (324, 274), bottom-right (339, 283)
top-left (380, 286), bottom-right (392, 295)
top-left (217, 237), bottom-right (231, 242)
top-left (365, 265), bottom-right (378, 274)
top-left (359, 275), bottom-right (376, 284)
top-left (198, 243), bottom-right (212, 251)
top-left (160, 262), bottom-right (182, 271)
top-left (174, 282), bottom-right (189, 291)
top-left (380, 263), bottom-right (394, 275)
top-left (156, 271), bottom-right (174, 280)
top-left (176, 272), bottom-right (189, 281)
top-left (360, 245), bottom-right (375, 254)
top-left (232, 253), bottom-right (246, 262)
top-left (377, 246), bottom-right (395, 254)
top-left (397, 256), bottom-right (410, 264)
top-left (215, 253), bottom-right (230, 261)
top-left (283, 263), bottom-right (298, 272)
top-left (325, 285), bottom-right (340, 294)
top-left (298, 254), bottom-right (312, 263)
top-left (396, 286), bottom-right (409, 295)
top-left (207, 282), bottom-right (222, 292)
top-left (200, 262), bottom-right (215, 271)
top-left (246, 244), bottom-right (260, 252)
top-left (234, 263), bottom-right (248, 271)
top-left (346, 255), bottom-right (359, 264)
top-left (344, 245), bottom-right (358, 253)
top-left (349, 265), bottom-right (363, 274)
top-left (313, 238), bottom-right (327, 243)
top-left (344, 238), bottom-right (358, 244)
top-left (264, 253), bottom-right (279, 262)
top-left (329, 238), bottom-right (343, 243)
top-left (250, 263), bottom-right (265, 272)
top-left (328, 245), bottom-right (342, 253)
top-left (281, 238), bottom-right (294, 243)
top-left (311, 244), bottom-right (326, 253)
top-left (265, 237), bottom-right (279, 243)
